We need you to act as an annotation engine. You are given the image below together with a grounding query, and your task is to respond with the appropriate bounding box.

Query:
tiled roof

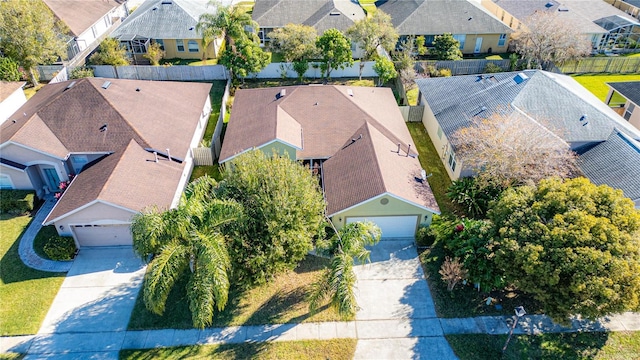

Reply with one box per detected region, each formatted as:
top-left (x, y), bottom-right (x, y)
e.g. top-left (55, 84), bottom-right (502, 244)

top-left (415, 70), bottom-right (640, 146)
top-left (45, 140), bottom-right (184, 223)
top-left (377, 0), bottom-right (511, 35)
top-left (252, 0), bottom-right (365, 33)
top-left (43, 0), bottom-right (123, 36)
top-left (608, 81), bottom-right (640, 106)
top-left (0, 82), bottom-right (25, 103)
top-left (578, 130), bottom-right (640, 202)
top-left (221, 84), bottom-right (438, 215)
top-left (112, 0), bottom-right (230, 40)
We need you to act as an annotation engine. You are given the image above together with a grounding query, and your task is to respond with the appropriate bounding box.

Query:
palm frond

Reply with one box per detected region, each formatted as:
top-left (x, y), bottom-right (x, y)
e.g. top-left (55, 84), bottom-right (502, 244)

top-left (328, 252), bottom-right (358, 318)
top-left (131, 208), bottom-right (167, 259)
top-left (143, 242), bottom-right (189, 315)
top-left (204, 199), bottom-right (243, 230)
top-left (308, 269), bottom-right (332, 314)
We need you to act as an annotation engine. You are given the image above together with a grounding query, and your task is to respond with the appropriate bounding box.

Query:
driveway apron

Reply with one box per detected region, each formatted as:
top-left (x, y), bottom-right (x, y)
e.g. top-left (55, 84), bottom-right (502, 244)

top-left (353, 240), bottom-right (458, 359)
top-left (25, 247), bottom-right (145, 359)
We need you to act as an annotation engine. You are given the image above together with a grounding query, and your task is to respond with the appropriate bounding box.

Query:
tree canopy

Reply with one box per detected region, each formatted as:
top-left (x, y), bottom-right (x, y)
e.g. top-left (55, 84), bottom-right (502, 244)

top-left (0, 0), bottom-right (67, 86)
top-left (512, 12), bottom-right (591, 70)
top-left (490, 177), bottom-right (640, 323)
top-left (432, 33), bottom-right (463, 61)
top-left (346, 10), bottom-right (398, 79)
top-left (451, 111), bottom-right (579, 186)
top-left (89, 38), bottom-right (130, 66)
top-left (217, 150), bottom-right (326, 286)
top-left (0, 57), bottom-right (22, 82)
top-left (316, 29), bottom-right (354, 79)
top-left (373, 56), bottom-right (397, 86)
top-left (269, 24), bottom-right (318, 81)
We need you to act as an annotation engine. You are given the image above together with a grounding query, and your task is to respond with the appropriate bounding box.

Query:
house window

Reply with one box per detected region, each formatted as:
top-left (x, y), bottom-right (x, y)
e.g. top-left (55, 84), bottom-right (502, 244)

top-left (453, 34), bottom-right (466, 49)
top-left (437, 126), bottom-right (443, 139)
top-left (448, 147), bottom-right (457, 172)
top-left (71, 155), bottom-right (88, 174)
top-left (155, 39), bottom-right (165, 50)
top-left (624, 103), bottom-right (635, 121)
top-left (498, 34), bottom-right (507, 47)
top-left (188, 40), bottom-right (199, 52)
top-left (424, 35), bottom-right (435, 47)
top-left (176, 39), bottom-right (185, 52)
top-left (0, 174), bottom-right (13, 189)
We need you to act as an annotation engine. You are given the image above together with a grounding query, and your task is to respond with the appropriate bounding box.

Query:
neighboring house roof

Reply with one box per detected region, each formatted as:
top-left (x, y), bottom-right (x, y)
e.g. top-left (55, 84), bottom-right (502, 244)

top-left (0, 82), bottom-right (26, 103)
top-left (415, 70), bottom-right (640, 145)
top-left (252, 0), bottom-right (365, 33)
top-left (608, 81), bottom-right (640, 106)
top-left (43, 0), bottom-right (124, 36)
top-left (1, 78), bottom-right (211, 221)
top-left (578, 129), bottom-right (640, 203)
top-left (45, 139), bottom-right (184, 223)
top-left (376, 0), bottom-right (512, 35)
top-left (622, 0), bottom-right (640, 7)
top-left (220, 85), bottom-right (439, 216)
top-left (112, 0), bottom-right (229, 40)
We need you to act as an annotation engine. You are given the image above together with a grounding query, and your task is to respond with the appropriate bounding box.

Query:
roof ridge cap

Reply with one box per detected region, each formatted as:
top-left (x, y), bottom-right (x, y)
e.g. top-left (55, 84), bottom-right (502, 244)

top-left (254, 0), bottom-right (282, 23)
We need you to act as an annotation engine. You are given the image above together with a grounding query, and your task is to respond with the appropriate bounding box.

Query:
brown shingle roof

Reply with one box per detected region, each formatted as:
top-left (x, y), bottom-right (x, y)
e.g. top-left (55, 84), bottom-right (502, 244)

top-left (46, 140), bottom-right (183, 223)
top-left (43, 0), bottom-right (122, 36)
top-left (0, 81), bottom-right (25, 102)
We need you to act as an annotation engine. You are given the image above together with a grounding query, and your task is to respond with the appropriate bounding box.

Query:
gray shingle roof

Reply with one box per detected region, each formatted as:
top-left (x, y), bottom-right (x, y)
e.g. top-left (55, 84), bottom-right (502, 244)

top-left (377, 0), bottom-right (511, 35)
top-left (415, 70), bottom-right (640, 146)
top-left (252, 0), bottom-right (365, 33)
top-left (608, 81), bottom-right (640, 106)
top-left (578, 129), bottom-right (640, 202)
top-left (112, 0), bottom-right (230, 39)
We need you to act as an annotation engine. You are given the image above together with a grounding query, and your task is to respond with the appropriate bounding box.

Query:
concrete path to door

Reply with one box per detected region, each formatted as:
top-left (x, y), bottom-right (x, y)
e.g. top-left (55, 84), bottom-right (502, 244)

top-left (352, 239), bottom-right (458, 359)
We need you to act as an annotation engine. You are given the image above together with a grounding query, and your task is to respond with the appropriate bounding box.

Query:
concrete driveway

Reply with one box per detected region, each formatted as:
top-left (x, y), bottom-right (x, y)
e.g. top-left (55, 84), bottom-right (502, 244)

top-left (26, 247), bottom-right (145, 359)
top-left (353, 240), bottom-right (457, 360)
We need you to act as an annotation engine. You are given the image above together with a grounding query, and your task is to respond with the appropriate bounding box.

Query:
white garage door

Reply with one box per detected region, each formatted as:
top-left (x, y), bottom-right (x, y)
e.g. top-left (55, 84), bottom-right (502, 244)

top-left (73, 224), bottom-right (133, 247)
top-left (346, 216), bottom-right (418, 238)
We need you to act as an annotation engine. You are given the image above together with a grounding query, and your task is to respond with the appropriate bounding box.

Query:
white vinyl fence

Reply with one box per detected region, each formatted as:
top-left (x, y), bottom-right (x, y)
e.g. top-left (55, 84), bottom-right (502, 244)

top-left (252, 61), bottom-right (377, 79)
top-left (91, 65), bottom-right (229, 81)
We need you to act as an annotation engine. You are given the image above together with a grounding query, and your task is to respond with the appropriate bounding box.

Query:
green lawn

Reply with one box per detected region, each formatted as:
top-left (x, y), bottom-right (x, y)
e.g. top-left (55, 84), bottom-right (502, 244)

top-left (571, 74), bottom-right (640, 102)
top-left (32, 225), bottom-right (59, 260)
top-left (203, 80), bottom-right (228, 142)
top-left (128, 255), bottom-right (345, 330)
top-left (358, 0), bottom-right (376, 15)
top-left (120, 339), bottom-right (357, 360)
top-left (189, 165), bottom-right (223, 183)
top-left (447, 332), bottom-right (640, 360)
top-left (0, 214), bottom-right (66, 336)
top-left (159, 58), bottom-right (218, 66)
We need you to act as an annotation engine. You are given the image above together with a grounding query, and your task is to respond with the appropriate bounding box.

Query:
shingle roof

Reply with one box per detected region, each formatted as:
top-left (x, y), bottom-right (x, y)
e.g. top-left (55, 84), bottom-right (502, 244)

top-left (622, 0), bottom-right (640, 7)
top-left (415, 70), bottom-right (640, 146)
top-left (578, 129), bottom-right (640, 202)
top-left (377, 0), bottom-right (511, 35)
top-left (1, 78), bottom-right (211, 220)
top-left (45, 140), bottom-right (184, 223)
top-left (112, 0), bottom-right (229, 40)
top-left (0, 82), bottom-right (25, 103)
top-left (608, 81), bottom-right (640, 106)
top-left (220, 84), bottom-right (438, 215)
top-left (43, 0), bottom-right (123, 36)
top-left (252, 0), bottom-right (365, 33)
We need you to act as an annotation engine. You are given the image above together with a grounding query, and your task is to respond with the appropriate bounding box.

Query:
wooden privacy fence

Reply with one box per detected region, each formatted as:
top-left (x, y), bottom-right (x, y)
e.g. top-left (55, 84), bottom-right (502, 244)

top-left (558, 57), bottom-right (640, 74)
top-left (399, 106), bottom-right (425, 122)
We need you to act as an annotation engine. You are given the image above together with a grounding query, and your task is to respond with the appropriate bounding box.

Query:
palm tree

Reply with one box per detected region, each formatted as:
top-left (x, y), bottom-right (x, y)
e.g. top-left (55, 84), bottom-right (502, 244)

top-left (196, 2), bottom-right (259, 62)
top-left (309, 221), bottom-right (381, 318)
top-left (131, 175), bottom-right (242, 328)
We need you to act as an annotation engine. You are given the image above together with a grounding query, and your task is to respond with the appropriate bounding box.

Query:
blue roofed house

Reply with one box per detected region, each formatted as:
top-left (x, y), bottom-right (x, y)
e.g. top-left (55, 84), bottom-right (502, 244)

top-left (415, 70), bottom-right (640, 207)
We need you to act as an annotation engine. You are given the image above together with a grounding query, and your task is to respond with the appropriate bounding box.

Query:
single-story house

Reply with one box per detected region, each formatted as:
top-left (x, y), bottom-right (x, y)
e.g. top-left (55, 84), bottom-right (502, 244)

top-left (481, 0), bottom-right (640, 51)
top-left (43, 0), bottom-right (129, 64)
top-left (606, 81), bottom-right (640, 130)
top-left (415, 70), bottom-right (640, 206)
top-left (375, 0), bottom-right (513, 54)
top-left (252, 0), bottom-right (365, 56)
top-left (0, 78), bottom-right (212, 247)
top-left (219, 85), bottom-right (440, 238)
top-left (577, 128), bottom-right (640, 208)
top-left (0, 82), bottom-right (27, 125)
top-left (111, 0), bottom-right (231, 63)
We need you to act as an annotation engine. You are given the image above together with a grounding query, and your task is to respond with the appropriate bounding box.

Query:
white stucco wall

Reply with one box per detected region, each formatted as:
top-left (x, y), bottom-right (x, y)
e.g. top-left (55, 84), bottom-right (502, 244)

top-left (0, 87), bottom-right (27, 125)
top-left (419, 95), bottom-right (463, 180)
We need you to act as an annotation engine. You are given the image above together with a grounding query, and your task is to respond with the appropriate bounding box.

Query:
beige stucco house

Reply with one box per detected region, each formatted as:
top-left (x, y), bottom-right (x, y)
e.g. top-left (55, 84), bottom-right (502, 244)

top-left (0, 78), bottom-right (212, 247)
top-left (219, 85), bottom-right (440, 238)
top-left (606, 81), bottom-right (640, 131)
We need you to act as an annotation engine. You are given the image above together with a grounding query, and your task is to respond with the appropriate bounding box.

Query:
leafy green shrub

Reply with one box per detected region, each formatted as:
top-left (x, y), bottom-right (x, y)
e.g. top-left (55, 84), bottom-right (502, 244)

top-left (483, 62), bottom-right (503, 73)
top-left (69, 66), bottom-right (94, 79)
top-left (437, 68), bottom-right (452, 77)
top-left (0, 190), bottom-right (35, 214)
top-left (415, 224), bottom-right (435, 247)
top-left (447, 177), bottom-right (504, 218)
top-left (43, 235), bottom-right (77, 261)
top-left (0, 56), bottom-right (22, 81)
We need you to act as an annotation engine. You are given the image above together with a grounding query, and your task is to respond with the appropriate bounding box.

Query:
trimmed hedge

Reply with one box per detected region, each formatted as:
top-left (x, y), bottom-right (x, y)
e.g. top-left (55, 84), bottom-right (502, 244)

top-left (0, 190), bottom-right (36, 214)
top-left (43, 235), bottom-right (77, 261)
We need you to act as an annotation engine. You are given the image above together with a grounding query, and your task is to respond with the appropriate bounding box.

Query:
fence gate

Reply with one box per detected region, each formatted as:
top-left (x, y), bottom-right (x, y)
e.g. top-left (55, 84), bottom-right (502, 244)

top-left (192, 147), bottom-right (214, 166)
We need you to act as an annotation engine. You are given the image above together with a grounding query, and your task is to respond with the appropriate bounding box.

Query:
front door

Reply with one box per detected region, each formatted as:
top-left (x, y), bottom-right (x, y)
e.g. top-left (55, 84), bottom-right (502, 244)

top-left (42, 167), bottom-right (60, 192)
top-left (474, 37), bottom-right (483, 53)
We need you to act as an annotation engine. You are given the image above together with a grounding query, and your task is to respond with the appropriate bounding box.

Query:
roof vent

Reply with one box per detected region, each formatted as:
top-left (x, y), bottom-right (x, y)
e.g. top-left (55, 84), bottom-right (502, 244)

top-left (545, 1), bottom-right (554, 8)
top-left (276, 89), bottom-right (286, 99)
top-left (99, 123), bottom-right (107, 132)
top-left (468, 17), bottom-right (473, 21)
top-left (513, 72), bottom-right (529, 84)
top-left (136, 88), bottom-right (141, 92)
top-left (101, 81), bottom-right (111, 89)
top-left (161, 0), bottom-right (172, 4)
top-left (64, 81), bottom-right (76, 91)
top-left (347, 89), bottom-right (354, 97)
top-left (152, 6), bottom-right (158, 10)
top-left (558, 6), bottom-right (569, 11)
top-left (580, 114), bottom-right (587, 121)
top-left (329, 11), bottom-right (340, 16)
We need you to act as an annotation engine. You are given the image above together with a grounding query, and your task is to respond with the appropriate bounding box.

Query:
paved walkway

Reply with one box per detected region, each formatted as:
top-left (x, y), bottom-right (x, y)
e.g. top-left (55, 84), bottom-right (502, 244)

top-left (3, 242), bottom-right (640, 359)
top-left (18, 196), bottom-right (73, 273)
